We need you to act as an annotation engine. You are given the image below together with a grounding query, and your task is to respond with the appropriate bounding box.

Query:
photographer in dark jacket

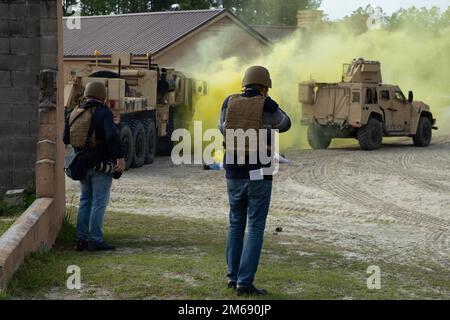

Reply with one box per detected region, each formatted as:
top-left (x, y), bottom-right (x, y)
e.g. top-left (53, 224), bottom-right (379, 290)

top-left (64, 81), bottom-right (125, 252)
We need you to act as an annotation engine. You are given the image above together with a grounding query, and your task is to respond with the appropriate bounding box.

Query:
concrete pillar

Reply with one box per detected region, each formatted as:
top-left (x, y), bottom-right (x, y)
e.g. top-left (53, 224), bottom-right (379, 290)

top-left (54, 1), bottom-right (67, 243)
top-left (36, 69), bottom-right (57, 199)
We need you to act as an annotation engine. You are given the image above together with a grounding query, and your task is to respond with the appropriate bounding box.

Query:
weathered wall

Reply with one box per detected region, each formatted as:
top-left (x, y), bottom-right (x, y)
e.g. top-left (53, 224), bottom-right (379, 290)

top-left (0, 0), bottom-right (65, 289)
top-left (0, 0), bottom-right (58, 196)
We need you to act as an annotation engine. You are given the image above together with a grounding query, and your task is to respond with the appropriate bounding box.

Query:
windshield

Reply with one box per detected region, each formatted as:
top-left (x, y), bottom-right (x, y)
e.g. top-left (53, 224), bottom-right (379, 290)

top-left (395, 91), bottom-right (406, 102)
top-left (343, 64), bottom-right (351, 77)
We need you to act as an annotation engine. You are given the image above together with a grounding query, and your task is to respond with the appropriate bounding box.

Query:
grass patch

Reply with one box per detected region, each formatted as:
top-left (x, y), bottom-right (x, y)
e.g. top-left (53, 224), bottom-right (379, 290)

top-left (57, 209), bottom-right (77, 245)
top-left (0, 190), bottom-right (36, 217)
top-left (0, 218), bottom-right (16, 236)
top-left (3, 212), bottom-right (450, 300)
top-left (0, 190), bottom-right (36, 237)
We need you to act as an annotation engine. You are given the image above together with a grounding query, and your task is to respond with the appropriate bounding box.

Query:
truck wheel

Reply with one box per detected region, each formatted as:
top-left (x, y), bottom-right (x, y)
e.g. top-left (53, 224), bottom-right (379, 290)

top-left (413, 117), bottom-right (432, 147)
top-left (144, 119), bottom-right (157, 165)
top-left (131, 121), bottom-right (146, 168)
top-left (308, 124), bottom-right (332, 150)
top-left (120, 123), bottom-right (134, 170)
top-left (358, 118), bottom-right (383, 151)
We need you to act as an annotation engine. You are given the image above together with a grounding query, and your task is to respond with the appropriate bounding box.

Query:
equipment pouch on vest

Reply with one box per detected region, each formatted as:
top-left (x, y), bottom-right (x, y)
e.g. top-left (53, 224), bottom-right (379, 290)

top-left (69, 106), bottom-right (97, 149)
top-left (65, 112), bottom-right (96, 181)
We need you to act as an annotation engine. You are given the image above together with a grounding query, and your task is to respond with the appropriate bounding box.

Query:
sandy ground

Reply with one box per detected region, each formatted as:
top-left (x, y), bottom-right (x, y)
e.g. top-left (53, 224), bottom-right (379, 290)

top-left (66, 133), bottom-right (450, 271)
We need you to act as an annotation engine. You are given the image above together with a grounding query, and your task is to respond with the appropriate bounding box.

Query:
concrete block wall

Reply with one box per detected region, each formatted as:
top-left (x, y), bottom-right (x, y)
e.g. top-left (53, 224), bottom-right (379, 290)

top-left (0, 0), bottom-right (65, 290)
top-left (0, 0), bottom-right (58, 196)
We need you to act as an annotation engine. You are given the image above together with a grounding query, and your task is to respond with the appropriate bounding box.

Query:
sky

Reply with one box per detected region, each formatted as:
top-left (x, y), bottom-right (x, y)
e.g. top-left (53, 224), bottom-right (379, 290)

top-left (319, 0), bottom-right (450, 19)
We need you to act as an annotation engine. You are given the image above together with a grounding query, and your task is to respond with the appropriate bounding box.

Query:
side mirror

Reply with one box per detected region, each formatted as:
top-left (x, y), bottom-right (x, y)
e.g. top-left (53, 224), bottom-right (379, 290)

top-left (408, 91), bottom-right (414, 103)
top-left (195, 80), bottom-right (208, 95)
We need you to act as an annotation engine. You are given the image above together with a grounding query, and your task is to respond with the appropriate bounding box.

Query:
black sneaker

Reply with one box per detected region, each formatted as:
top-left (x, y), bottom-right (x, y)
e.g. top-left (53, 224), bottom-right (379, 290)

top-left (88, 241), bottom-right (116, 252)
top-left (236, 285), bottom-right (268, 297)
top-left (75, 240), bottom-right (89, 252)
top-left (227, 280), bottom-right (237, 290)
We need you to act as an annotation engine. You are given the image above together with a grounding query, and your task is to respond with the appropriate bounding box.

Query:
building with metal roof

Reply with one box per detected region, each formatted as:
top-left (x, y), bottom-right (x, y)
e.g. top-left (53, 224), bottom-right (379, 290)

top-left (63, 9), bottom-right (271, 82)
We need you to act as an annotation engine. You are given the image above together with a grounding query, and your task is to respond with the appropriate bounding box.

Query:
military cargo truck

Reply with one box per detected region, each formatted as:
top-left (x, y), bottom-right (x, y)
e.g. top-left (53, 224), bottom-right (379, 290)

top-left (299, 58), bottom-right (437, 150)
top-left (65, 53), bottom-right (206, 169)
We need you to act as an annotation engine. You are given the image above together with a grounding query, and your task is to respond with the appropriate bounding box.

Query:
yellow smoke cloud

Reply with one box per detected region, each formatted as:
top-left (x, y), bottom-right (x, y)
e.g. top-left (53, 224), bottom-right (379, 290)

top-left (177, 19), bottom-right (450, 150)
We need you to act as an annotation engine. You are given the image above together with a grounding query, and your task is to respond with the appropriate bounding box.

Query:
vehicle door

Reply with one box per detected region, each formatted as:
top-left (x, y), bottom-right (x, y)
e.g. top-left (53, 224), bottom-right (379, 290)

top-left (314, 86), bottom-right (336, 124)
top-left (390, 88), bottom-right (412, 132)
top-left (378, 86), bottom-right (393, 131)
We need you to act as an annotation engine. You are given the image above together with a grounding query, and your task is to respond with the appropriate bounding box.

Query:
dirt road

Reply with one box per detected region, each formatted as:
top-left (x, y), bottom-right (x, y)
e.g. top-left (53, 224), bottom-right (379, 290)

top-left (67, 134), bottom-right (450, 271)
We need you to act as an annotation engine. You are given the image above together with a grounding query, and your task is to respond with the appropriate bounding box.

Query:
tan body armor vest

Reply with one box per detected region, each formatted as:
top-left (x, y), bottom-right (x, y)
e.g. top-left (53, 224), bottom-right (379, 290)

top-left (224, 94), bottom-right (265, 153)
top-left (69, 106), bottom-right (98, 149)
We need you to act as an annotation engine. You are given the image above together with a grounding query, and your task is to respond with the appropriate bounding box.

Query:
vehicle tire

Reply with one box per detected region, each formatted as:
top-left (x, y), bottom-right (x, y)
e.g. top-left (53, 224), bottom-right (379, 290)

top-left (413, 117), bottom-right (432, 147)
top-left (144, 119), bottom-right (157, 165)
top-left (157, 107), bottom-right (175, 156)
top-left (120, 123), bottom-right (134, 170)
top-left (357, 118), bottom-right (383, 151)
top-left (131, 121), bottom-right (146, 168)
top-left (307, 124), bottom-right (332, 150)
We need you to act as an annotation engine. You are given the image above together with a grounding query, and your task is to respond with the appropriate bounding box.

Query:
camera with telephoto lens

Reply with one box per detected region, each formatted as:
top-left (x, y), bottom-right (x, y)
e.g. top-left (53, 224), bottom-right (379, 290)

top-left (94, 161), bottom-right (123, 180)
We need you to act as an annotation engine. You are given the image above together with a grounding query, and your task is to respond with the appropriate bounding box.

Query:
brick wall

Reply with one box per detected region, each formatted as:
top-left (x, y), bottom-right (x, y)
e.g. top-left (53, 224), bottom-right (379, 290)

top-left (0, 0), bottom-right (58, 196)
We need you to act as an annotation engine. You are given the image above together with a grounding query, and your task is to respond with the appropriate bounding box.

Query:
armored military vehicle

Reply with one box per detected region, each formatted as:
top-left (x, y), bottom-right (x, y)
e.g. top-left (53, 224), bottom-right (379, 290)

top-left (65, 53), bottom-right (206, 169)
top-left (299, 58), bottom-right (437, 150)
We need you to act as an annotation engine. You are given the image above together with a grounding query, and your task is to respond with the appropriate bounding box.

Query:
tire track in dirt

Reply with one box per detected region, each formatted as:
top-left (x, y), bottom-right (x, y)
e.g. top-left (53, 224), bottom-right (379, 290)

top-left (300, 148), bottom-right (450, 231)
top-left (270, 151), bottom-right (357, 216)
top-left (111, 186), bottom-right (227, 209)
top-left (290, 144), bottom-right (449, 267)
top-left (366, 142), bottom-right (450, 194)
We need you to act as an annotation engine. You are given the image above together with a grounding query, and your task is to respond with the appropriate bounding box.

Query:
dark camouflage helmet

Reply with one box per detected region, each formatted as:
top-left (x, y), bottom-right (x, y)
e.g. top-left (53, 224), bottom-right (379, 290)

top-left (84, 81), bottom-right (107, 101)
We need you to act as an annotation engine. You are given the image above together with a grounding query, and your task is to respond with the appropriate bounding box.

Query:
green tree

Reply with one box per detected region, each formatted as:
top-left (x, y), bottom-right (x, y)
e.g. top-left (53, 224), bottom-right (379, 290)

top-left (63, 0), bottom-right (79, 16)
top-left (177, 0), bottom-right (212, 10)
top-left (149, 0), bottom-right (173, 11)
top-left (387, 6), bottom-right (449, 33)
top-left (119, 1), bottom-right (151, 13)
top-left (77, 0), bottom-right (322, 22)
top-left (78, 0), bottom-right (216, 15)
top-left (80, 0), bottom-right (116, 15)
top-left (82, 0), bottom-right (150, 15)
top-left (220, 0), bottom-right (322, 26)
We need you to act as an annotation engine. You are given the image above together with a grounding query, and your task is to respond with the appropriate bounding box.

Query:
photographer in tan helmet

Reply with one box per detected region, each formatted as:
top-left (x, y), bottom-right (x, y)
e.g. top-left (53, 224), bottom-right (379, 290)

top-left (64, 81), bottom-right (125, 252)
top-left (219, 66), bottom-right (291, 296)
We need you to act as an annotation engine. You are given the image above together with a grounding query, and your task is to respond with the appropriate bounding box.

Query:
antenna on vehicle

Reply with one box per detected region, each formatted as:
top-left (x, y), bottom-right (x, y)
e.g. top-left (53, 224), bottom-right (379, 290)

top-left (94, 49), bottom-right (101, 67)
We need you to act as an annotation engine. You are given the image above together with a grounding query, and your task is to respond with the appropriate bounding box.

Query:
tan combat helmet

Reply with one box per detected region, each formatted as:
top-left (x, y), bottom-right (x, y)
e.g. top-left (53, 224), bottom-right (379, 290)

top-left (84, 81), bottom-right (107, 101)
top-left (242, 66), bottom-right (272, 88)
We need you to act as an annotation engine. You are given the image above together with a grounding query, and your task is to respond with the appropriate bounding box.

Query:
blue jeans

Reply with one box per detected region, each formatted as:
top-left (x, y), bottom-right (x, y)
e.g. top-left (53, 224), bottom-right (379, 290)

top-left (77, 169), bottom-right (113, 243)
top-left (226, 179), bottom-right (273, 287)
